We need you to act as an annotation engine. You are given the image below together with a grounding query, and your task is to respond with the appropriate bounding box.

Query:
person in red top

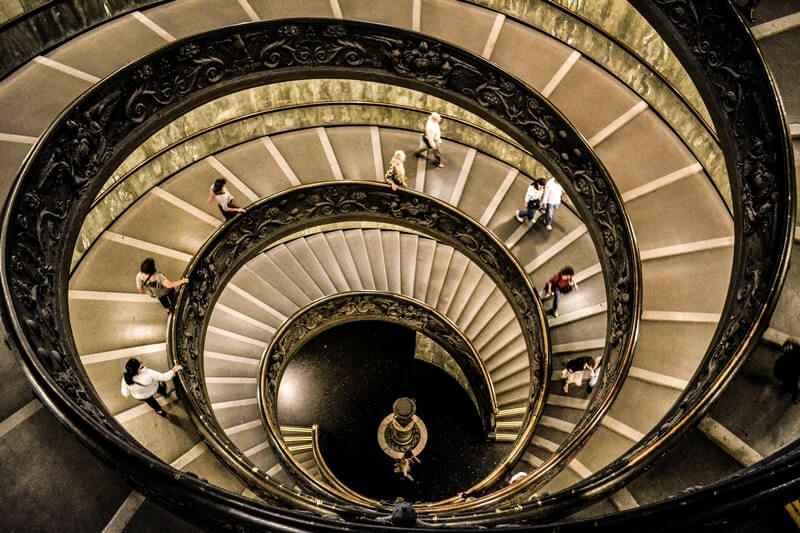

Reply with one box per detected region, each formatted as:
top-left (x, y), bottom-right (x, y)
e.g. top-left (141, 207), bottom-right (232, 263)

top-left (544, 266), bottom-right (577, 318)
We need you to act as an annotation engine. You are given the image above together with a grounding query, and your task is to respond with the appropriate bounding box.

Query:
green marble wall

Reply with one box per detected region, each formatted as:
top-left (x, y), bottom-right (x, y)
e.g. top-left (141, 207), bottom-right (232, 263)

top-left (100, 80), bottom-right (515, 196)
top-left (414, 332), bottom-right (479, 409)
top-left (0, 0), bottom-right (48, 25)
top-left (73, 88), bottom-right (555, 270)
top-left (466, 0), bottom-right (730, 207)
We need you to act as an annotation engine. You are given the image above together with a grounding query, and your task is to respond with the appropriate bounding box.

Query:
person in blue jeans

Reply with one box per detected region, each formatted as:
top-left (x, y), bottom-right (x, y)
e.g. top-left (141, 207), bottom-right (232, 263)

top-left (532, 177), bottom-right (564, 230)
top-left (515, 179), bottom-right (545, 222)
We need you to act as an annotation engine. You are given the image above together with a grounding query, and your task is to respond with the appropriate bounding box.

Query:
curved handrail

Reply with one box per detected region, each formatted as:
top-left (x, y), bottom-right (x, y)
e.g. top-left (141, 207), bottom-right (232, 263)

top-left (2, 19), bottom-right (639, 528)
top-left (259, 290), bottom-right (496, 434)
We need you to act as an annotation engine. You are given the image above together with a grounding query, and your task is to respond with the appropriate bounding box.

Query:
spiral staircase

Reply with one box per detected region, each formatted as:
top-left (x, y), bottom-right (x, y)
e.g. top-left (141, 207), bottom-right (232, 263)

top-left (1, 1), bottom-right (799, 531)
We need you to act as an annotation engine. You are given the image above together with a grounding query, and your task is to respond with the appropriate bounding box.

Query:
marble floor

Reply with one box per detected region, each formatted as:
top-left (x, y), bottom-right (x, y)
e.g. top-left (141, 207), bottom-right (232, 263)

top-left (277, 321), bottom-right (511, 502)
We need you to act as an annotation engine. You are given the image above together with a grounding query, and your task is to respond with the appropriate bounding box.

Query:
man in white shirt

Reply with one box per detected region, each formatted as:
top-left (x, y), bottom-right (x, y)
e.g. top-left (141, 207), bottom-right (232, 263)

top-left (532, 177), bottom-right (564, 230)
top-left (414, 112), bottom-right (444, 168)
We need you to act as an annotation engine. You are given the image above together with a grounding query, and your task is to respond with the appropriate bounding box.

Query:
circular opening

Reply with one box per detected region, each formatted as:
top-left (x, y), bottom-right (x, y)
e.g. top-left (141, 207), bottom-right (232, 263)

top-left (276, 321), bottom-right (510, 501)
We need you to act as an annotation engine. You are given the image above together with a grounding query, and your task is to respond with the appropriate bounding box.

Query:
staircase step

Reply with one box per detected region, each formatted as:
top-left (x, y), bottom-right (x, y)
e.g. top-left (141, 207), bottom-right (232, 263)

top-left (381, 230), bottom-right (403, 293)
top-left (344, 229), bottom-right (377, 290)
top-left (436, 251), bottom-right (470, 316)
top-left (325, 126), bottom-right (378, 181)
top-left (414, 237), bottom-right (437, 301)
top-left (447, 262), bottom-right (485, 324)
top-left (399, 233), bottom-right (419, 297)
top-left (456, 274), bottom-right (497, 332)
top-left (267, 244), bottom-right (325, 301)
top-left (285, 237), bottom-right (339, 295)
top-left (323, 231), bottom-right (363, 290)
top-left (424, 244), bottom-right (455, 306)
top-left (248, 254), bottom-right (312, 308)
top-left (363, 229), bottom-right (390, 291)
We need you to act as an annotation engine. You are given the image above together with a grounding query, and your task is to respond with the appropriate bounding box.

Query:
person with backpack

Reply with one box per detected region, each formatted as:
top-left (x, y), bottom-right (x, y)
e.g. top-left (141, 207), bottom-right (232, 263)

top-left (120, 358), bottom-right (182, 416)
top-left (515, 179), bottom-right (546, 222)
top-left (135, 257), bottom-right (188, 310)
top-left (532, 177), bottom-right (564, 230)
top-left (561, 356), bottom-right (598, 394)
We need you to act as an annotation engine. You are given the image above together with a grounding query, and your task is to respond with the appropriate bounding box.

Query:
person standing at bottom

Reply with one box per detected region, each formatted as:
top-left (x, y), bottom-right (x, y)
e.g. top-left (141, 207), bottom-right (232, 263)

top-left (515, 179), bottom-right (545, 222)
top-left (384, 150), bottom-right (408, 192)
top-left (544, 266), bottom-right (577, 318)
top-left (532, 177), bottom-right (564, 230)
top-left (394, 450), bottom-right (421, 481)
top-left (414, 112), bottom-right (445, 168)
top-left (121, 358), bottom-right (183, 416)
top-left (208, 178), bottom-right (246, 220)
top-left (136, 257), bottom-right (188, 310)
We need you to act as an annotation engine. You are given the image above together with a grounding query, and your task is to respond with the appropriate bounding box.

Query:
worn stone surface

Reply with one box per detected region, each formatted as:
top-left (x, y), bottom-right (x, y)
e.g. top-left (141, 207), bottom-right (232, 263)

top-left (73, 98), bottom-right (552, 270)
top-left (468, 0), bottom-right (729, 207)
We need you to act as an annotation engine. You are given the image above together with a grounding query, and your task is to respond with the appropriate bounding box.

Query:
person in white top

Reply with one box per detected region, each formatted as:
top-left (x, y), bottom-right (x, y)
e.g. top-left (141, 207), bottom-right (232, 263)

top-left (208, 178), bottom-right (246, 220)
top-left (532, 177), bottom-right (564, 230)
top-left (121, 358), bottom-right (183, 416)
top-left (414, 112), bottom-right (445, 168)
top-left (515, 179), bottom-right (545, 222)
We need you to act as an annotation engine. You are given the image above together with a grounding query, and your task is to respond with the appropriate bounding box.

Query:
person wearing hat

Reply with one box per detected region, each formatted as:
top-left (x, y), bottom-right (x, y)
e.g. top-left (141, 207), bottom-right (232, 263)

top-left (414, 112), bottom-right (445, 168)
top-left (121, 358), bottom-right (183, 416)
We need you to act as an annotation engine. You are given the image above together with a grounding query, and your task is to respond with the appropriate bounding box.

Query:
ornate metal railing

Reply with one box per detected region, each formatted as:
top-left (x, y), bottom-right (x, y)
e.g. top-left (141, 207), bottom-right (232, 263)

top-left (172, 182), bottom-right (548, 507)
top-left (424, 0), bottom-right (797, 524)
top-left (2, 18), bottom-right (643, 529)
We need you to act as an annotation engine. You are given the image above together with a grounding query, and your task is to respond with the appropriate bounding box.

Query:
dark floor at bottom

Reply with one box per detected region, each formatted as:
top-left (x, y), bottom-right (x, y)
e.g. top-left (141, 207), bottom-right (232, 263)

top-left (276, 321), bottom-right (510, 502)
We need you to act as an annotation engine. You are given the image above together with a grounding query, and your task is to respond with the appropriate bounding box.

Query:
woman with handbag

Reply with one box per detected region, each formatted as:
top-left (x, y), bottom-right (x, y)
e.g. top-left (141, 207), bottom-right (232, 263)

top-left (120, 358), bottom-right (182, 416)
